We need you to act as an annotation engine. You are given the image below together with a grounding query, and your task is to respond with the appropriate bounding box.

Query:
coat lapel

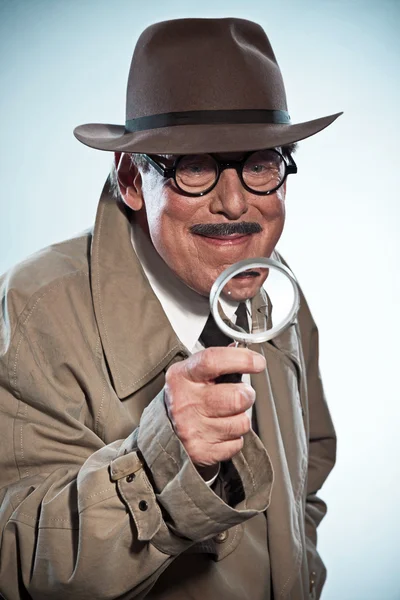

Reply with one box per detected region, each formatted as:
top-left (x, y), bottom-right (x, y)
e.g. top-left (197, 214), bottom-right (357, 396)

top-left (90, 178), bottom-right (187, 399)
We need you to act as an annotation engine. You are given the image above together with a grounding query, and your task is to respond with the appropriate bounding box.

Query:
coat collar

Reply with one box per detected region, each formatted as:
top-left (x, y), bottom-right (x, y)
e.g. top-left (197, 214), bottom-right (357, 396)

top-left (90, 178), bottom-right (187, 399)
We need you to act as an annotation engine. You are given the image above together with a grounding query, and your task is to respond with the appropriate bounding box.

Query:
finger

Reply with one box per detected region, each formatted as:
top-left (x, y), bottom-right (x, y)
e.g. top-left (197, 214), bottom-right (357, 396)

top-left (185, 347), bottom-right (265, 383)
top-left (201, 383), bottom-right (255, 417)
top-left (211, 413), bottom-right (252, 441)
top-left (188, 437), bottom-right (245, 467)
top-left (208, 437), bottom-right (245, 463)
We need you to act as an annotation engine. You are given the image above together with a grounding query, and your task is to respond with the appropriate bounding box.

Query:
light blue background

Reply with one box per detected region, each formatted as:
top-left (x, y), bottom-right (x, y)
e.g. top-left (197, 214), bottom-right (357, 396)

top-left (1, 1), bottom-right (399, 598)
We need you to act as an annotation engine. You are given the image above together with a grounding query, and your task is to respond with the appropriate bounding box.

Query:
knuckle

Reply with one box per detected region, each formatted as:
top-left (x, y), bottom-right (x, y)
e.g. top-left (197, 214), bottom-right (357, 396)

top-left (187, 442), bottom-right (214, 467)
top-left (227, 386), bottom-right (254, 415)
top-left (223, 414), bottom-right (250, 438)
top-left (246, 351), bottom-right (258, 371)
top-left (203, 388), bottom-right (217, 416)
top-left (199, 348), bottom-right (216, 371)
top-left (215, 437), bottom-right (244, 462)
top-left (168, 397), bottom-right (193, 434)
top-left (241, 383), bottom-right (256, 406)
top-left (198, 447), bottom-right (216, 467)
top-left (165, 362), bottom-right (182, 389)
top-left (233, 436), bottom-right (244, 454)
top-left (223, 417), bottom-right (236, 437)
top-left (240, 413), bottom-right (251, 434)
top-left (231, 388), bottom-right (245, 413)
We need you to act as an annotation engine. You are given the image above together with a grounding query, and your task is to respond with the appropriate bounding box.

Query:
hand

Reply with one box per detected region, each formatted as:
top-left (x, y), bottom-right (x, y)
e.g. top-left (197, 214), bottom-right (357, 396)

top-left (164, 347), bottom-right (266, 467)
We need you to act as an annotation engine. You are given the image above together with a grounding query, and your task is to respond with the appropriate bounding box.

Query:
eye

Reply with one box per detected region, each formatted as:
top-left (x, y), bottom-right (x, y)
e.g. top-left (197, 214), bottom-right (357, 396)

top-left (184, 163), bottom-right (206, 174)
top-left (175, 154), bottom-right (218, 191)
top-left (178, 155), bottom-right (215, 175)
top-left (250, 163), bottom-right (267, 173)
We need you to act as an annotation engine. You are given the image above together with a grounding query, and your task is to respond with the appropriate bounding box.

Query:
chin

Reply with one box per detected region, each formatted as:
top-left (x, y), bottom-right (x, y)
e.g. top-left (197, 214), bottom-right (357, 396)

top-left (220, 268), bottom-right (269, 302)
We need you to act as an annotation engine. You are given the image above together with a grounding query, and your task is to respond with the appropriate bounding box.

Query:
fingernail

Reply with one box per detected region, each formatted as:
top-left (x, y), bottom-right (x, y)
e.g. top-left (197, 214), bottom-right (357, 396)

top-left (253, 354), bottom-right (266, 370)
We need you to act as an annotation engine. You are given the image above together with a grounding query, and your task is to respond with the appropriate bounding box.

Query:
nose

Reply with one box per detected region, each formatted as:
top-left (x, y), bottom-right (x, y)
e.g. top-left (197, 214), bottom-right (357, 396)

top-left (209, 168), bottom-right (249, 220)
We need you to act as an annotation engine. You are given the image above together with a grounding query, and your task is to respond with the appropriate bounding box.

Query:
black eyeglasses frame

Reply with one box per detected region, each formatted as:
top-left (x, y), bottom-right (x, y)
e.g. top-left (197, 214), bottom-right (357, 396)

top-left (140, 149), bottom-right (297, 197)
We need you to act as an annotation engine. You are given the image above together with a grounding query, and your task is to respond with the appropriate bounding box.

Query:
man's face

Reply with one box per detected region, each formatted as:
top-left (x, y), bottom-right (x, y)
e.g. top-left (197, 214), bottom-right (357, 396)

top-left (121, 151), bottom-right (286, 300)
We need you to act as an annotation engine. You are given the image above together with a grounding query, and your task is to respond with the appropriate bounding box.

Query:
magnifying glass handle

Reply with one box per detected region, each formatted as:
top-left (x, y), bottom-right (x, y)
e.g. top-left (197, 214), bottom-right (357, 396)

top-left (215, 372), bottom-right (242, 384)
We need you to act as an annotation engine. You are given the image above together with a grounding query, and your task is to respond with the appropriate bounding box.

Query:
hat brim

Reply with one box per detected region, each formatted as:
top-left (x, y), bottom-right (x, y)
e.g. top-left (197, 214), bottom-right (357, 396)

top-left (73, 112), bottom-right (342, 154)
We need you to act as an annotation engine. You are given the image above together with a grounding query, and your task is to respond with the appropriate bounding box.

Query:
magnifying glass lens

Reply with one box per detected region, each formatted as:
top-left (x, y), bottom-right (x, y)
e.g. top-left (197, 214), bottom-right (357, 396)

top-left (210, 258), bottom-right (300, 344)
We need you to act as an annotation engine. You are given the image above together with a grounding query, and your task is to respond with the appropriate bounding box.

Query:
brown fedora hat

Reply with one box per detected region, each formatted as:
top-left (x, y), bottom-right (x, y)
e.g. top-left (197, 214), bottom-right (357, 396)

top-left (74, 17), bottom-right (342, 154)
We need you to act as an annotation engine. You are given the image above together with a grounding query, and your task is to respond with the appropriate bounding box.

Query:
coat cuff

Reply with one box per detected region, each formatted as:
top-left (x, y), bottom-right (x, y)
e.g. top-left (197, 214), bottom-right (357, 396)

top-left (137, 391), bottom-right (274, 551)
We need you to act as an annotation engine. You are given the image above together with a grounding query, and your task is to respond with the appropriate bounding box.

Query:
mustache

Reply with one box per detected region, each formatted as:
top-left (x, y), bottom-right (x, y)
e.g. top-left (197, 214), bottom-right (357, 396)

top-left (190, 222), bottom-right (263, 236)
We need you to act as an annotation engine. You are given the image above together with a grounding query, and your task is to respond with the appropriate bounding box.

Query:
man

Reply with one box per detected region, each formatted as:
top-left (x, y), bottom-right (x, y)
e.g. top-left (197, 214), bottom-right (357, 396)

top-left (0, 17), bottom-right (340, 600)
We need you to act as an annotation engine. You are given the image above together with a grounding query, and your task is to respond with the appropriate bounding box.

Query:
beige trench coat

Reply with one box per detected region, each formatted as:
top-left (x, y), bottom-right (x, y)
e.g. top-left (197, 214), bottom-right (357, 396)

top-left (0, 179), bottom-right (336, 600)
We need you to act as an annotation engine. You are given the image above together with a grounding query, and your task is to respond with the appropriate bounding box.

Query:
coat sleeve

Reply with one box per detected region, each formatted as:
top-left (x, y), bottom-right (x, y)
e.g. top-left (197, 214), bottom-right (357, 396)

top-left (0, 275), bottom-right (273, 600)
top-left (296, 282), bottom-right (337, 599)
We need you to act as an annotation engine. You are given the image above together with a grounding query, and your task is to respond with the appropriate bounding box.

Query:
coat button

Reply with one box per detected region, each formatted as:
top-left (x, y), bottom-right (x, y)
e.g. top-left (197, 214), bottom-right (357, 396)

top-left (213, 530), bottom-right (228, 544)
top-left (310, 571), bottom-right (316, 593)
top-left (139, 500), bottom-right (148, 511)
top-left (126, 473), bottom-right (135, 483)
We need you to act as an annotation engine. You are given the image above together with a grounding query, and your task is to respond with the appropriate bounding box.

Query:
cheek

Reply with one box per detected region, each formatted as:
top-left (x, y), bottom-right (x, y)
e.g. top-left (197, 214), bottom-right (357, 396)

top-left (141, 179), bottom-right (195, 254)
top-left (256, 189), bottom-right (286, 235)
top-left (264, 187), bottom-right (285, 219)
top-left (274, 190), bottom-right (286, 229)
top-left (253, 189), bottom-right (286, 255)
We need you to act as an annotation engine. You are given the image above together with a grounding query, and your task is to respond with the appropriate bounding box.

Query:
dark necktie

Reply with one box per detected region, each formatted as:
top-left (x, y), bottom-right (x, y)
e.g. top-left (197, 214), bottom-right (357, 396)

top-left (200, 303), bottom-right (249, 383)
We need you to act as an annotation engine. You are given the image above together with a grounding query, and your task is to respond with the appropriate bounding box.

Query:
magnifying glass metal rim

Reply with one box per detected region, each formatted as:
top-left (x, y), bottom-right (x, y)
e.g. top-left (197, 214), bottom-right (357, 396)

top-left (209, 257), bottom-right (300, 344)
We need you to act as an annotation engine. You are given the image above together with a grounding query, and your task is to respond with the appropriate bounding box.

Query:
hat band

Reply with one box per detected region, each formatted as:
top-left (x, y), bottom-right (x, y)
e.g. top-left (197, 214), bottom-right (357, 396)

top-left (125, 109), bottom-right (291, 132)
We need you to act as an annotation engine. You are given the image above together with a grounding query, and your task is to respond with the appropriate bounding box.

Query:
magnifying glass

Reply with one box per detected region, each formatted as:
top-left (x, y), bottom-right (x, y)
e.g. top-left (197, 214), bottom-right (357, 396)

top-left (209, 257), bottom-right (300, 347)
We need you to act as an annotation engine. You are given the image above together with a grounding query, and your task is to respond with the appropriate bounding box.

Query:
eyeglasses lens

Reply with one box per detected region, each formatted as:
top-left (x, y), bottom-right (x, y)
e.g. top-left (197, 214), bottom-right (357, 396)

top-left (242, 150), bottom-right (285, 193)
top-left (176, 155), bottom-right (217, 194)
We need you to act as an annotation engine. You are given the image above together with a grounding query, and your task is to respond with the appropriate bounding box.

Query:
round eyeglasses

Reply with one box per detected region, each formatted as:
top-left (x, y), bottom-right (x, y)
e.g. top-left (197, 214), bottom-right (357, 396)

top-left (140, 149), bottom-right (297, 197)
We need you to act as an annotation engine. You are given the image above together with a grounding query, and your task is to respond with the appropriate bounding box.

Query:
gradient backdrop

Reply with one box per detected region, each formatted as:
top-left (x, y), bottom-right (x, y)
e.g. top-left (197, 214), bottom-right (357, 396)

top-left (1, 1), bottom-right (399, 598)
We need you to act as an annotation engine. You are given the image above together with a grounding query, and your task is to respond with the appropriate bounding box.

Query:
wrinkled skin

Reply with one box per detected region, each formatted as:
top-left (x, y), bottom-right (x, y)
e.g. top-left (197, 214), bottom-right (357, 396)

top-left (116, 151), bottom-right (286, 300)
top-left (116, 150), bottom-right (285, 470)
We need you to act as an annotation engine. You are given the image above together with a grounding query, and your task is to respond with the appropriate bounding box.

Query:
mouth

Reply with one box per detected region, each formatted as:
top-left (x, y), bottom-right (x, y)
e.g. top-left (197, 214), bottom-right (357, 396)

top-left (232, 269), bottom-right (261, 279)
top-left (222, 267), bottom-right (270, 302)
top-left (194, 232), bottom-right (254, 246)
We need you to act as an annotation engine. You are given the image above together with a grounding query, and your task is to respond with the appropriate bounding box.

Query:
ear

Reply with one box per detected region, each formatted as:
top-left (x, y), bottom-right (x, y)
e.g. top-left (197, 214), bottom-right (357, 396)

top-left (114, 152), bottom-right (144, 211)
